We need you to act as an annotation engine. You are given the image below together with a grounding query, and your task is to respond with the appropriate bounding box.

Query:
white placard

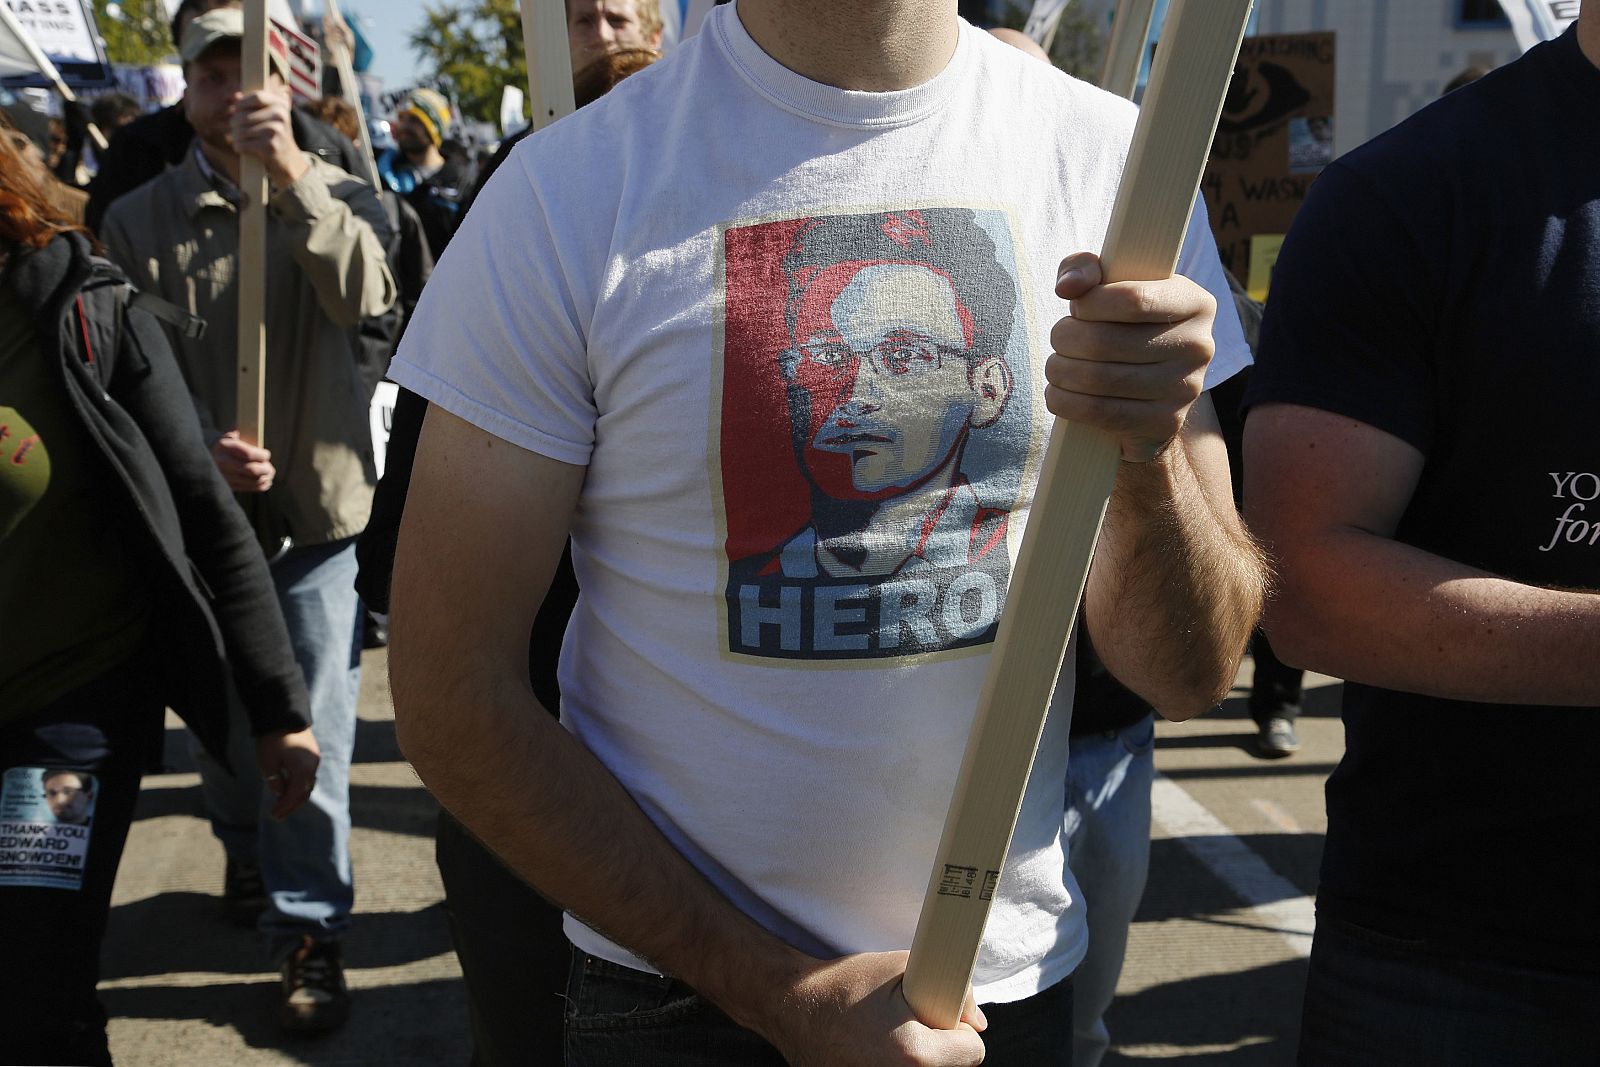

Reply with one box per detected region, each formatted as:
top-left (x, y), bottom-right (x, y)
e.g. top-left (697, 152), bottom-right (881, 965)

top-left (0, 0), bottom-right (109, 87)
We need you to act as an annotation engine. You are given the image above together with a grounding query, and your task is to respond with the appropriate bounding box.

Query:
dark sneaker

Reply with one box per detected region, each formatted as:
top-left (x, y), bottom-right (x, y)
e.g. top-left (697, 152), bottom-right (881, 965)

top-left (1257, 716), bottom-right (1301, 759)
top-left (279, 935), bottom-right (351, 1034)
top-left (361, 609), bottom-right (388, 650)
top-left (222, 857), bottom-right (267, 927)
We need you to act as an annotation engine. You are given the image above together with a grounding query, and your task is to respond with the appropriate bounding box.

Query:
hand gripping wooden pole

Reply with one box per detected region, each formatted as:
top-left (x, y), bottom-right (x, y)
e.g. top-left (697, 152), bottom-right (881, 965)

top-left (1098, 0), bottom-right (1159, 101)
top-left (901, 0), bottom-right (1254, 1029)
top-left (518, 0), bottom-right (576, 131)
top-left (235, 0), bottom-right (270, 448)
top-left (324, 0), bottom-right (381, 189)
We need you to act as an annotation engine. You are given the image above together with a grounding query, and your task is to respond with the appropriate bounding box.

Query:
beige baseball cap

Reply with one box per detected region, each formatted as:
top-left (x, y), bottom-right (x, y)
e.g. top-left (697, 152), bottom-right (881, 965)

top-left (180, 8), bottom-right (290, 81)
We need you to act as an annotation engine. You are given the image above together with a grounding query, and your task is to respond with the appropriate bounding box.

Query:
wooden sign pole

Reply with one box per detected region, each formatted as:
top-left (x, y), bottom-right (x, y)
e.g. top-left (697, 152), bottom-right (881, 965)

top-left (323, 0), bottom-right (381, 189)
top-left (1098, 0), bottom-right (1159, 101)
top-left (518, 0), bottom-right (575, 131)
top-left (236, 0), bottom-right (270, 448)
top-left (901, 0), bottom-right (1254, 1029)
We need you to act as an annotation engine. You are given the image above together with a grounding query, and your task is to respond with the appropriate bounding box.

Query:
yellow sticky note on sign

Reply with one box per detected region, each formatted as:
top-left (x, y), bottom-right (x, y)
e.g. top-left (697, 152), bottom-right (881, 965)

top-left (1247, 234), bottom-right (1285, 303)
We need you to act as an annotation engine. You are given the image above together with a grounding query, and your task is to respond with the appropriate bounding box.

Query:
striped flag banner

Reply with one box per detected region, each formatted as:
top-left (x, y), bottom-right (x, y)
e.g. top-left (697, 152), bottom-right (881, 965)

top-left (1495, 0), bottom-right (1579, 51)
top-left (269, 17), bottom-right (322, 101)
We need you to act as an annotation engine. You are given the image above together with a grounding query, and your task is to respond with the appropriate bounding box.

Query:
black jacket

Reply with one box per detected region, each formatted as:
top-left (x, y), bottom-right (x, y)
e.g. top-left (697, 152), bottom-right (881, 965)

top-left (86, 104), bottom-right (375, 237)
top-left (7, 234), bottom-right (311, 762)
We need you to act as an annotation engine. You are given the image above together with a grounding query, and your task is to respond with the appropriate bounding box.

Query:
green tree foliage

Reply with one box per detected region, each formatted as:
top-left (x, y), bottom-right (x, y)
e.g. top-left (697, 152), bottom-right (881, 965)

top-left (96, 0), bottom-right (175, 66)
top-left (407, 0), bottom-right (527, 123)
top-left (996, 2), bottom-right (1106, 81)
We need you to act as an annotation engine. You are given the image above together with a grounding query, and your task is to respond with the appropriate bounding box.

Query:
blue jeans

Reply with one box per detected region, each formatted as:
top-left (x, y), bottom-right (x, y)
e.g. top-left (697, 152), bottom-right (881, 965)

top-left (192, 538), bottom-right (361, 960)
top-left (564, 953), bottom-right (1073, 1066)
top-left (1063, 715), bottom-right (1155, 1067)
top-left (1299, 913), bottom-right (1600, 1065)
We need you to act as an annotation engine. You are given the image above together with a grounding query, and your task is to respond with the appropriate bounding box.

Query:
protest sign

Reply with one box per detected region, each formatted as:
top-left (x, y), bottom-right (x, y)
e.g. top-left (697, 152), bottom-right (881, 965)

top-left (111, 62), bottom-right (185, 109)
top-left (270, 15), bottom-right (321, 102)
top-left (0, 0), bottom-right (110, 89)
top-left (1200, 31), bottom-right (1335, 297)
top-left (0, 767), bottom-right (97, 891)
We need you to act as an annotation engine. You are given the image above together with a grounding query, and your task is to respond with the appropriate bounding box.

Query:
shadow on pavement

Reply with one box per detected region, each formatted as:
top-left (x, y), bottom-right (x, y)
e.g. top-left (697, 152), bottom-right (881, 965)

top-left (1104, 956), bottom-right (1307, 1065)
top-left (1137, 833), bottom-right (1324, 919)
top-left (104, 898), bottom-right (456, 979)
top-left (155, 717), bottom-right (409, 776)
top-left (1158, 760), bottom-right (1340, 782)
top-left (1206, 685), bottom-right (1344, 722)
top-left (103, 975), bottom-right (467, 1066)
top-left (131, 777), bottom-right (438, 838)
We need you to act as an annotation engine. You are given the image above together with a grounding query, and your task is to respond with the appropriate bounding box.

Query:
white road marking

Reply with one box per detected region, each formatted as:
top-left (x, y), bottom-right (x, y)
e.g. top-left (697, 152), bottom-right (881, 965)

top-left (1250, 797), bottom-right (1303, 835)
top-left (1150, 774), bottom-right (1315, 957)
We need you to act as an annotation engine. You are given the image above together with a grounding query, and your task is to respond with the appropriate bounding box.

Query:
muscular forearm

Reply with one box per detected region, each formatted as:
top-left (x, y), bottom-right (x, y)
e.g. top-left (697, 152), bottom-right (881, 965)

top-left (1265, 527), bottom-right (1600, 706)
top-left (1086, 433), bottom-right (1266, 720)
top-left (391, 655), bottom-right (812, 1039)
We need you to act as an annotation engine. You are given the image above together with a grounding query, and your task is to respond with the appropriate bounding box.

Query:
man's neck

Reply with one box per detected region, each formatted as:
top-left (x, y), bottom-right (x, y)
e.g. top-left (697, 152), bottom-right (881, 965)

top-left (1579, 2), bottom-right (1599, 69)
top-left (198, 138), bottom-right (241, 186)
top-left (736, 0), bottom-right (959, 92)
top-left (405, 144), bottom-right (446, 173)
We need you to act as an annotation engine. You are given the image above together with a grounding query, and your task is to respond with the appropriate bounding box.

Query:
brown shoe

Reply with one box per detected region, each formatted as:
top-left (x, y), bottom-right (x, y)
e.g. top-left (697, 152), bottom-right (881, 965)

top-left (279, 935), bottom-right (350, 1034)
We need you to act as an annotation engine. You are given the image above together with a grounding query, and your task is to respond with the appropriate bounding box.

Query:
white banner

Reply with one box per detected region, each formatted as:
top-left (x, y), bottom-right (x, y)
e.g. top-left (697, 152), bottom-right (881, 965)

top-left (0, 0), bottom-right (110, 87)
top-left (1495, 0), bottom-right (1579, 52)
top-left (111, 62), bottom-right (185, 109)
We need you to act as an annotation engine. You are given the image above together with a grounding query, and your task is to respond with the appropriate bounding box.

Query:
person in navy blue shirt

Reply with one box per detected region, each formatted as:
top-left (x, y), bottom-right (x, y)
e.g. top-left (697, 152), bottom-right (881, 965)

top-left (1243, 7), bottom-right (1600, 1063)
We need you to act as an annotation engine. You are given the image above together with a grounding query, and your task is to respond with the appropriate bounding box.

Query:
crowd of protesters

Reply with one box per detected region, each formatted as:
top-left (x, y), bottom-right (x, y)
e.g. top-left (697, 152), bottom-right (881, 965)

top-left (0, 0), bottom-right (1595, 1064)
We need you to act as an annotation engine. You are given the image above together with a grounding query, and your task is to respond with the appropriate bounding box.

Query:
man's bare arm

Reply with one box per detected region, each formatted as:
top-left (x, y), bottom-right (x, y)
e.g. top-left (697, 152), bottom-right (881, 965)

top-left (389, 406), bottom-right (985, 1067)
top-left (1049, 253), bottom-right (1267, 721)
top-left (1087, 394), bottom-right (1266, 719)
top-left (1245, 403), bottom-right (1600, 706)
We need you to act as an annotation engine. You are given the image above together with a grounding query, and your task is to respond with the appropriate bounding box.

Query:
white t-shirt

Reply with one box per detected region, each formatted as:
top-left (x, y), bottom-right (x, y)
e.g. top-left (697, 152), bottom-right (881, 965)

top-left (391, 3), bottom-right (1250, 1004)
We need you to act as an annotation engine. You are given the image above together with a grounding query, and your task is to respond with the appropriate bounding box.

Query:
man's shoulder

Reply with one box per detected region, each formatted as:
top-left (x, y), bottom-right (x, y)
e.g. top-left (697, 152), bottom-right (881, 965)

top-left (100, 161), bottom-right (190, 233)
top-left (1333, 58), bottom-right (1532, 194)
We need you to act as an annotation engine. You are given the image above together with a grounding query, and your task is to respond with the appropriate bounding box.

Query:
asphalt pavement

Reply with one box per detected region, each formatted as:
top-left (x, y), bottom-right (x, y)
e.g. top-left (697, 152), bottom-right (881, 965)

top-left (102, 651), bottom-right (1341, 1065)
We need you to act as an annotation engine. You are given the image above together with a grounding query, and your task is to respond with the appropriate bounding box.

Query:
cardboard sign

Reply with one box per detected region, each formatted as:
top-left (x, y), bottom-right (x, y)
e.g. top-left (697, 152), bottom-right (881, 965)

top-left (1200, 31), bottom-right (1335, 295)
top-left (1496, 0), bottom-right (1579, 52)
top-left (0, 0), bottom-right (111, 89)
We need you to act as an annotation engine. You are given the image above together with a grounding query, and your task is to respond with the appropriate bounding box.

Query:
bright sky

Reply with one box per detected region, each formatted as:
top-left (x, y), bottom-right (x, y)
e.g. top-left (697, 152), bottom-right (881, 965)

top-left (342, 0), bottom-right (433, 94)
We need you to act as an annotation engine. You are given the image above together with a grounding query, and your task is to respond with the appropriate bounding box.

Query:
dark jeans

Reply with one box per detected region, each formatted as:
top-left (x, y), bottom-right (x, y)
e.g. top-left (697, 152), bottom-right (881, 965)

top-left (0, 662), bottom-right (161, 1067)
top-left (564, 952), bottom-right (1073, 1066)
top-left (1299, 914), bottom-right (1600, 1066)
top-left (436, 809), bottom-right (571, 1065)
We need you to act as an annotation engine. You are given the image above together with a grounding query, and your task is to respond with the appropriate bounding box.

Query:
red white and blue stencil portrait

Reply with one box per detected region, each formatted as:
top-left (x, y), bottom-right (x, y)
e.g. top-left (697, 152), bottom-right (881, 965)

top-left (716, 207), bottom-right (1042, 662)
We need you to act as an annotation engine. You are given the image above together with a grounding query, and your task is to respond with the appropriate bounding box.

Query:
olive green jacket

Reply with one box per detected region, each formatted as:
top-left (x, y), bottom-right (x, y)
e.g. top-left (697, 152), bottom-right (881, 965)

top-left (101, 149), bottom-right (396, 545)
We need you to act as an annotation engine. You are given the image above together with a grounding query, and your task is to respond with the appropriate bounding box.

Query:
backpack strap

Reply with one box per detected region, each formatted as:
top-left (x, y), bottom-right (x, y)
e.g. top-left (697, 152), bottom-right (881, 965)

top-left (128, 289), bottom-right (207, 340)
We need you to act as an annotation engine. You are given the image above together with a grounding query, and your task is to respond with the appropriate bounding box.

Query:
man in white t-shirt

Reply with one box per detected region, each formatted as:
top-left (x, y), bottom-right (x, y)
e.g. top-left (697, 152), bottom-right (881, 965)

top-left (387, 3), bottom-right (1266, 1064)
